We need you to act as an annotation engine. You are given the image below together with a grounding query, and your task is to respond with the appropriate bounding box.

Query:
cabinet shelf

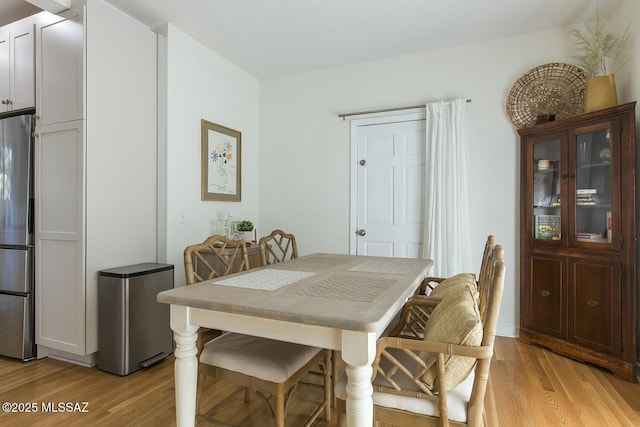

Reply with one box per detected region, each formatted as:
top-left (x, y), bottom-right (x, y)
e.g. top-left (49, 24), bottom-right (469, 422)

top-left (576, 204), bottom-right (611, 209)
top-left (579, 161), bottom-right (610, 169)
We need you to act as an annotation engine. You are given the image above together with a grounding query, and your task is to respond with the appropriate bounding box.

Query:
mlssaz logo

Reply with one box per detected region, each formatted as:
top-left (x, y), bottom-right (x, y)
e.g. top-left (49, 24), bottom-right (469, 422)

top-left (41, 402), bottom-right (89, 413)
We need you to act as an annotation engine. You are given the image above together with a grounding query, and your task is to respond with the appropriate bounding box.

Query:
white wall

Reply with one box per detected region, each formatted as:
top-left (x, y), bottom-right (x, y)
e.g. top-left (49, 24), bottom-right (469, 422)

top-left (609, 0), bottom-right (638, 105)
top-left (259, 27), bottom-right (590, 338)
top-left (162, 24), bottom-right (260, 285)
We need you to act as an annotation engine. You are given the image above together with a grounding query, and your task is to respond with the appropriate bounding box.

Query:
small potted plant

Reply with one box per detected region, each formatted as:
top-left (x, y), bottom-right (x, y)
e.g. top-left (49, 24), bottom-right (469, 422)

top-left (236, 220), bottom-right (254, 242)
top-left (570, 10), bottom-right (630, 112)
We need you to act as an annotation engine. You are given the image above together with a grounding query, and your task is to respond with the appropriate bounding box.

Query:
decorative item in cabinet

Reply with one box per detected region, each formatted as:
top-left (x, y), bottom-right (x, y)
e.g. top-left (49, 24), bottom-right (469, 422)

top-left (534, 214), bottom-right (561, 240)
top-left (519, 101), bottom-right (637, 382)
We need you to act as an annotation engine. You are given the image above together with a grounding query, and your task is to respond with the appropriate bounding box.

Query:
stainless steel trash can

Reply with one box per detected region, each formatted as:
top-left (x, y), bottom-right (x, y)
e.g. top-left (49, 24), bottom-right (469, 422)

top-left (98, 263), bottom-right (174, 376)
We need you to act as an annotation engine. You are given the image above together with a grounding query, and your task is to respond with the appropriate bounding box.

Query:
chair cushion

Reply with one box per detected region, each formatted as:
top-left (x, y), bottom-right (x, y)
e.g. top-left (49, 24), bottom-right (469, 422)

top-left (334, 367), bottom-right (474, 423)
top-left (428, 273), bottom-right (478, 301)
top-left (199, 332), bottom-right (322, 383)
top-left (420, 287), bottom-right (482, 391)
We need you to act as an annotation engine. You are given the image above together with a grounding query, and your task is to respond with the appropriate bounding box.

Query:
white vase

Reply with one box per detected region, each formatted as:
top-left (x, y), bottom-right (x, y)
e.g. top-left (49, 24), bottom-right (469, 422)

top-left (240, 231), bottom-right (254, 242)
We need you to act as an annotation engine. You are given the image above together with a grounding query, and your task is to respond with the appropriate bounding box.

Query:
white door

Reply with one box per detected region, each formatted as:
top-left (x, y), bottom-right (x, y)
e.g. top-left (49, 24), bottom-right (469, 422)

top-left (350, 112), bottom-right (426, 257)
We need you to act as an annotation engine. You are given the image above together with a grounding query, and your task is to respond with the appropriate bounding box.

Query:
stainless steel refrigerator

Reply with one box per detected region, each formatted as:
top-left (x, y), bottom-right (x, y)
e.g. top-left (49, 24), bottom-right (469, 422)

top-left (0, 111), bottom-right (35, 360)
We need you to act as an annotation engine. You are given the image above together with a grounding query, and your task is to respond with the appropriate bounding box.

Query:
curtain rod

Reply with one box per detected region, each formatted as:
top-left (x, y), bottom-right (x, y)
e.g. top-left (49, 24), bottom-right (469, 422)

top-left (338, 99), bottom-right (472, 120)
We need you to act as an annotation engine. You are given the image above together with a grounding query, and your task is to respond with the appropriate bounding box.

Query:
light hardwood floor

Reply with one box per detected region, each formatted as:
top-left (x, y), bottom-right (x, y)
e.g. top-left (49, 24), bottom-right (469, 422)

top-left (1, 337), bottom-right (639, 426)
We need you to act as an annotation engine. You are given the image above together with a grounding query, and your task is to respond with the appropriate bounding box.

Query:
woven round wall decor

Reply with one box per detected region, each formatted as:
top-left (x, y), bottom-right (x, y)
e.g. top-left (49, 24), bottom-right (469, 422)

top-left (506, 63), bottom-right (588, 129)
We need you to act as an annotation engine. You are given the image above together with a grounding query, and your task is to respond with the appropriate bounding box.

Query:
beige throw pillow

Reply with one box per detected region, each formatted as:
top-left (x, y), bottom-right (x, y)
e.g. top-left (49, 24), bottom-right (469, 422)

top-left (419, 287), bottom-right (482, 391)
top-left (429, 273), bottom-right (478, 303)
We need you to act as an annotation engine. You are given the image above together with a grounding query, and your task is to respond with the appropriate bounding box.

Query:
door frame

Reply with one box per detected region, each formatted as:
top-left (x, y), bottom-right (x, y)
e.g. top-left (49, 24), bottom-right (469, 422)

top-left (349, 109), bottom-right (426, 254)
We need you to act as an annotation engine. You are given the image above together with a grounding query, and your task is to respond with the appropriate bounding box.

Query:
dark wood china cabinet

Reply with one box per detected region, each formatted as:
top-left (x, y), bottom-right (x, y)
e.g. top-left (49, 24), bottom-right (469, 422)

top-left (519, 102), bottom-right (637, 381)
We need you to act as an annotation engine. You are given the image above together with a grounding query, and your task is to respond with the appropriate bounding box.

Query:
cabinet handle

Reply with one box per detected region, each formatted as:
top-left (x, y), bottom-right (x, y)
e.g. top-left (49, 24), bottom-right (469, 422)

top-left (587, 300), bottom-right (599, 308)
top-left (541, 290), bottom-right (551, 297)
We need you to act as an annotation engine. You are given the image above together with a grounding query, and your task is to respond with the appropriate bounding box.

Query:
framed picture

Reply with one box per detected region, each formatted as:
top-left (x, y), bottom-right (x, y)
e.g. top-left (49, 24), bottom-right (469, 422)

top-left (201, 120), bottom-right (241, 201)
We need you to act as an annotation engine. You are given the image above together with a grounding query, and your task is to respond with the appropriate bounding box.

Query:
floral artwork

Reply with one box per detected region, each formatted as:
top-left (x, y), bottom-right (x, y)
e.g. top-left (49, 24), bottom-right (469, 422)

top-left (212, 142), bottom-right (233, 165)
top-left (201, 120), bottom-right (241, 201)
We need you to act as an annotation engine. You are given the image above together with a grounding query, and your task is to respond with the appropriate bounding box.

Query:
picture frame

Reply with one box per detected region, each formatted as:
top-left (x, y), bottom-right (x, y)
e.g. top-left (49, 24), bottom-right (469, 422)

top-left (201, 120), bottom-right (241, 201)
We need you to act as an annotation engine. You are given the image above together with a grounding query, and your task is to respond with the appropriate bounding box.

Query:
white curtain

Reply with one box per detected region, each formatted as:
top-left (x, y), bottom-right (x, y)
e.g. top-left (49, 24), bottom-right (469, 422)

top-left (422, 98), bottom-right (472, 277)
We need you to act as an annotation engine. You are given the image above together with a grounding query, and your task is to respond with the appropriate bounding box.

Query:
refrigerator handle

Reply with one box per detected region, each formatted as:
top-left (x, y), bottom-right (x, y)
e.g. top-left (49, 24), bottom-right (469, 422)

top-left (28, 198), bottom-right (34, 235)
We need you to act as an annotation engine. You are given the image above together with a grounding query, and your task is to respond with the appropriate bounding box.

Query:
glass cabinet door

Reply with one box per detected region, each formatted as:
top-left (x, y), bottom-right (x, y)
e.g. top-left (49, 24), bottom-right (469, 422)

top-left (532, 138), bottom-right (562, 242)
top-left (574, 124), bottom-right (615, 246)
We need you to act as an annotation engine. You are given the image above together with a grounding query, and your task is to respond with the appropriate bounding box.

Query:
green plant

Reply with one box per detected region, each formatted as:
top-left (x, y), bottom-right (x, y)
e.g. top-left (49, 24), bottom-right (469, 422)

top-left (236, 220), bottom-right (254, 232)
top-left (570, 10), bottom-right (630, 78)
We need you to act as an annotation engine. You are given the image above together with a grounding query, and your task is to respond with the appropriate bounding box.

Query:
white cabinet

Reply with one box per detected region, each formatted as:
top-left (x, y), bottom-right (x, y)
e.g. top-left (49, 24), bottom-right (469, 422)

top-left (36, 14), bottom-right (83, 125)
top-left (34, 120), bottom-right (86, 356)
top-left (0, 22), bottom-right (35, 111)
top-left (34, 10), bottom-right (89, 362)
top-left (0, 30), bottom-right (9, 108)
top-left (34, 2), bottom-right (158, 365)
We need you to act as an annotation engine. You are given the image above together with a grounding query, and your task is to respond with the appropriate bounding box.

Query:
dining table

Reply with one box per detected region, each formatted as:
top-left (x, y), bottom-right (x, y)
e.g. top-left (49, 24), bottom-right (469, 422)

top-left (157, 252), bottom-right (434, 426)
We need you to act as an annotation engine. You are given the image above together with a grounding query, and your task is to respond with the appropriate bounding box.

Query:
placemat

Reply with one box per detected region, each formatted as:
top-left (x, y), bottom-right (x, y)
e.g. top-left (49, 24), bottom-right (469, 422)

top-left (271, 256), bottom-right (351, 271)
top-left (213, 269), bottom-right (316, 291)
top-left (294, 274), bottom-right (395, 302)
top-left (348, 259), bottom-right (416, 274)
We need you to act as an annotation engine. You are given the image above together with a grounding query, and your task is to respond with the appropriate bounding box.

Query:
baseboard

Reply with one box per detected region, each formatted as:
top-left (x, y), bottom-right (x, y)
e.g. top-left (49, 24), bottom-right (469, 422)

top-left (42, 347), bottom-right (97, 368)
top-left (496, 322), bottom-right (518, 338)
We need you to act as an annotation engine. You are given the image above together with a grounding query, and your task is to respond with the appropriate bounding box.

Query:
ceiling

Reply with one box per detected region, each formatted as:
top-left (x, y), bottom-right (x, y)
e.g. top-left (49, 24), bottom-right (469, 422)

top-left (0, 0), bottom-right (41, 24)
top-left (5, 0), bottom-right (618, 79)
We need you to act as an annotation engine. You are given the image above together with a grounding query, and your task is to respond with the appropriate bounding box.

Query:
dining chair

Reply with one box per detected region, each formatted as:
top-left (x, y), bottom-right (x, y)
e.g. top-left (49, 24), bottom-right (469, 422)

top-left (184, 234), bottom-right (250, 286)
top-left (183, 234), bottom-right (331, 426)
top-left (257, 229), bottom-right (342, 409)
top-left (184, 235), bottom-right (250, 349)
top-left (417, 235), bottom-right (495, 297)
top-left (393, 235), bottom-right (496, 339)
top-left (258, 229), bottom-right (299, 266)
top-left (335, 244), bottom-right (506, 427)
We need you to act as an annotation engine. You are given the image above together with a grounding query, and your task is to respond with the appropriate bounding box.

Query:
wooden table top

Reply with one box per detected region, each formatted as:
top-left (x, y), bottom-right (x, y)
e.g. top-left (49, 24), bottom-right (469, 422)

top-left (157, 253), bottom-right (433, 333)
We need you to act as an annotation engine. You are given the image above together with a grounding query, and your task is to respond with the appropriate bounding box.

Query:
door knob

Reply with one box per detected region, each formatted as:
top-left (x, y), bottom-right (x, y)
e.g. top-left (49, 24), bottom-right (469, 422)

top-left (357, 229), bottom-right (366, 236)
top-left (359, 159), bottom-right (366, 166)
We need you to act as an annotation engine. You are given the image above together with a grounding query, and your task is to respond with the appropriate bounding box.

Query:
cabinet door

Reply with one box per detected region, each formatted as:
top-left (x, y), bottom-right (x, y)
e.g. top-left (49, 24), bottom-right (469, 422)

top-left (569, 258), bottom-right (620, 357)
top-left (35, 120), bottom-right (86, 355)
top-left (524, 132), bottom-right (567, 246)
top-left (569, 120), bottom-right (620, 250)
top-left (0, 29), bottom-right (9, 108)
top-left (522, 254), bottom-right (567, 338)
top-left (8, 23), bottom-right (35, 110)
top-left (36, 13), bottom-right (83, 125)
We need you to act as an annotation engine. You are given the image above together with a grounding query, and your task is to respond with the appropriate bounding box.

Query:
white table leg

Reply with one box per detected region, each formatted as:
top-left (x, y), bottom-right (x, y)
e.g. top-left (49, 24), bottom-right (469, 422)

top-left (341, 330), bottom-right (376, 427)
top-left (171, 305), bottom-right (199, 427)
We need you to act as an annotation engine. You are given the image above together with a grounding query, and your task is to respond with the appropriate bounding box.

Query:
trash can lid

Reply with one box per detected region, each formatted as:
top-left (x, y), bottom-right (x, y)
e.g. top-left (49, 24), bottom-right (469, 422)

top-left (99, 263), bottom-right (174, 278)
